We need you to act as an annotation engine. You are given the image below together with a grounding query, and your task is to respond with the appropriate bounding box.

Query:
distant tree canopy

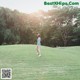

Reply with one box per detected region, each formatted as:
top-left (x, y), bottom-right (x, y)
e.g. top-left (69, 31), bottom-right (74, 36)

top-left (0, 6), bottom-right (80, 47)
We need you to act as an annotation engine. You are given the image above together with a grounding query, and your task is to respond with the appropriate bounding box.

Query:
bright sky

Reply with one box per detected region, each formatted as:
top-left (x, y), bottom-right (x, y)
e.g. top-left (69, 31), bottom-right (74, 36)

top-left (0, 0), bottom-right (80, 13)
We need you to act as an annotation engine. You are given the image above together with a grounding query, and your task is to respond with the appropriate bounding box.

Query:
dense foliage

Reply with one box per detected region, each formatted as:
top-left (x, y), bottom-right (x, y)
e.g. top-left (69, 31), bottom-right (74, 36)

top-left (0, 6), bottom-right (80, 47)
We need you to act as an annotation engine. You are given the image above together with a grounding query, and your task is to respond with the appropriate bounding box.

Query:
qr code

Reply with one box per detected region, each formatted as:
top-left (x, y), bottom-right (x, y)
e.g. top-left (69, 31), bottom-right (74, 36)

top-left (1, 68), bottom-right (12, 79)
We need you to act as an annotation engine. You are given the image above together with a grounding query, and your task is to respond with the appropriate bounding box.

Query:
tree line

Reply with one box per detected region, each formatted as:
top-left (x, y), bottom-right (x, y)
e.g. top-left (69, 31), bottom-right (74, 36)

top-left (0, 6), bottom-right (80, 47)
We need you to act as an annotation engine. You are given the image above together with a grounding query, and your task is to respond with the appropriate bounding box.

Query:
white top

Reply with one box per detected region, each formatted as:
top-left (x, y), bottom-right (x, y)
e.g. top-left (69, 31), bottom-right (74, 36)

top-left (37, 37), bottom-right (41, 45)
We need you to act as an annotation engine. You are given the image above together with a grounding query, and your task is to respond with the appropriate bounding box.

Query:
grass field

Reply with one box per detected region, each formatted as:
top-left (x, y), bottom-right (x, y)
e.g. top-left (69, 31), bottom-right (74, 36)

top-left (0, 45), bottom-right (80, 80)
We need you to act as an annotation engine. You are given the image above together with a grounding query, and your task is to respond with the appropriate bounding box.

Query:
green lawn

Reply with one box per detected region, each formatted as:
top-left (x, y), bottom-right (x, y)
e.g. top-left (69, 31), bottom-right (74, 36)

top-left (0, 45), bottom-right (80, 80)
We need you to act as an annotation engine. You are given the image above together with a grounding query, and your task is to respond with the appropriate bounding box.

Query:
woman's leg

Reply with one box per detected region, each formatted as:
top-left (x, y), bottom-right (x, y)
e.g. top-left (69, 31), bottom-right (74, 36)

top-left (36, 46), bottom-right (39, 55)
top-left (38, 46), bottom-right (41, 56)
top-left (36, 45), bottom-right (41, 56)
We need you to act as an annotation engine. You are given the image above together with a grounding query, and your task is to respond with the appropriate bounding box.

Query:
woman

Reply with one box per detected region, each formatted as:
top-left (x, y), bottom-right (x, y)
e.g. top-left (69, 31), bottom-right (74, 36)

top-left (36, 33), bottom-right (41, 57)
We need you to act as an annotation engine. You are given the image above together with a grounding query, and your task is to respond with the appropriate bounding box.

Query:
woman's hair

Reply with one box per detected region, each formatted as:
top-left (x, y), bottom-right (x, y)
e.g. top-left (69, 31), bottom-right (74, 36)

top-left (37, 33), bottom-right (40, 37)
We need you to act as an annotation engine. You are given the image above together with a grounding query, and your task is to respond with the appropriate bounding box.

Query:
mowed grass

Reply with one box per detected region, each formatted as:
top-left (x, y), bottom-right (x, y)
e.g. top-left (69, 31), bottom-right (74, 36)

top-left (0, 45), bottom-right (80, 80)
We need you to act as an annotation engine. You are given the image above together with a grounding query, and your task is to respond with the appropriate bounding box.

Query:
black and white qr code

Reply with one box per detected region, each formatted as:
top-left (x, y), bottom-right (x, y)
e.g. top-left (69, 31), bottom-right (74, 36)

top-left (1, 68), bottom-right (12, 79)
